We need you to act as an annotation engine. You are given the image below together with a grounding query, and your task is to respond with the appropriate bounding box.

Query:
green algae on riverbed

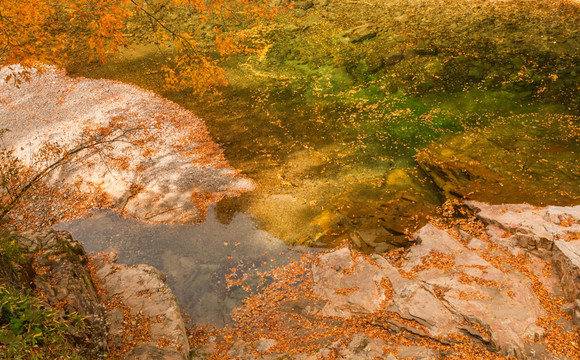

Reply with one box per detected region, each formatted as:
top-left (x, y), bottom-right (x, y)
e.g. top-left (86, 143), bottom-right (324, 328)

top-left (66, 0), bottom-right (580, 250)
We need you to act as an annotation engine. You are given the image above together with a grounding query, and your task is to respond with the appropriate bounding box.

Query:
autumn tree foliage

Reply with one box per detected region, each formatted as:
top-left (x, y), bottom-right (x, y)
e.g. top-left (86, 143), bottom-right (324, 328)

top-left (0, 0), bottom-right (130, 72)
top-left (0, 0), bottom-right (274, 93)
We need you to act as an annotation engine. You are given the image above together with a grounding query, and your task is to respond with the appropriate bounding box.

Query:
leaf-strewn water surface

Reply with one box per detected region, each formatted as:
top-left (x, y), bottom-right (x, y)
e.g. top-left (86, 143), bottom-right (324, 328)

top-left (60, 0), bottom-right (579, 321)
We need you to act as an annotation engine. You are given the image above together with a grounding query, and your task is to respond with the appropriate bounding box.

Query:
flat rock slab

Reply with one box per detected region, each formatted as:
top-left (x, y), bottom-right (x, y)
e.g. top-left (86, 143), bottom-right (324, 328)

top-left (312, 247), bottom-right (392, 316)
top-left (313, 244), bottom-right (545, 356)
top-left (467, 201), bottom-right (580, 327)
top-left (0, 65), bottom-right (253, 224)
top-left (466, 201), bottom-right (580, 250)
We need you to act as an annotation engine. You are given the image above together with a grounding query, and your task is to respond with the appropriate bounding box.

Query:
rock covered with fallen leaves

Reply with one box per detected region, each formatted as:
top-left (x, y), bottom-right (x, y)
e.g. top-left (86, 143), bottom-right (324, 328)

top-left (0, 65), bottom-right (253, 225)
top-left (90, 252), bottom-right (190, 360)
top-left (195, 202), bottom-right (579, 359)
top-left (313, 225), bottom-right (547, 357)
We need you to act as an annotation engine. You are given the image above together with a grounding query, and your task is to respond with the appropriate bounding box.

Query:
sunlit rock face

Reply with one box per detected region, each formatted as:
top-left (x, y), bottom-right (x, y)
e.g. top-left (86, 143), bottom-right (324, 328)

top-left (0, 65), bottom-right (253, 224)
top-left (91, 252), bottom-right (190, 360)
top-left (226, 203), bottom-right (578, 359)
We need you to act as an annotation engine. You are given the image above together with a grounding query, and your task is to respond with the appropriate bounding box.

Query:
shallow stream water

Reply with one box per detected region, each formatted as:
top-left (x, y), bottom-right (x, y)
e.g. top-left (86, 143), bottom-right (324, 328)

top-left (60, 0), bottom-right (579, 325)
top-left (56, 206), bottom-right (314, 326)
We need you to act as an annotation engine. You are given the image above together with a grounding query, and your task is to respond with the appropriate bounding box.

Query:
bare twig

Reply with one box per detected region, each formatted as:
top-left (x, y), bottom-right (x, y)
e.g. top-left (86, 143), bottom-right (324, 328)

top-left (0, 126), bottom-right (148, 224)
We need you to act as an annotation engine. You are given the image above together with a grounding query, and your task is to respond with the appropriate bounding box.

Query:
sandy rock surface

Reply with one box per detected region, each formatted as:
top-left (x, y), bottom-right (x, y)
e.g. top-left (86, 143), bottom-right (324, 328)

top-left (0, 65), bottom-right (253, 224)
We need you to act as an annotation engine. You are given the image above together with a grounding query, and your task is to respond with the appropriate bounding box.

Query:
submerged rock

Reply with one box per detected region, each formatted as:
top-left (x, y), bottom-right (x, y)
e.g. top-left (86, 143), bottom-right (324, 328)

top-left (293, 0), bottom-right (314, 10)
top-left (383, 52), bottom-right (405, 66)
top-left (0, 65), bottom-right (253, 226)
top-left (415, 116), bottom-right (579, 206)
top-left (343, 24), bottom-right (378, 43)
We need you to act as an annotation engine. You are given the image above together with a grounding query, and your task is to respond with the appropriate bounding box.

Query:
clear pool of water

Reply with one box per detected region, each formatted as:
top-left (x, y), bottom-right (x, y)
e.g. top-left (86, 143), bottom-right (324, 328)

top-left (59, 0), bottom-right (579, 323)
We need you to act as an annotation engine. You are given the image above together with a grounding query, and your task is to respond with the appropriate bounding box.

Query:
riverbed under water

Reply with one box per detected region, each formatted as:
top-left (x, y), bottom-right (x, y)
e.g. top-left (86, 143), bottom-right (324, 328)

top-left (59, 0), bottom-right (580, 325)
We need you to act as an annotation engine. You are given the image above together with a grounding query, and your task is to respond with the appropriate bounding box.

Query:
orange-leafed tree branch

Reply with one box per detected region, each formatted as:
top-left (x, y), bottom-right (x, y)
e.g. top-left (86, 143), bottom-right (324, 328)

top-left (0, 0), bottom-right (275, 93)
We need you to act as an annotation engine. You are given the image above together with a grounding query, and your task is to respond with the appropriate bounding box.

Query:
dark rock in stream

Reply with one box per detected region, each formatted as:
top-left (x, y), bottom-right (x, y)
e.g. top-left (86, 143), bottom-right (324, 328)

top-left (313, 0), bottom-right (330, 6)
top-left (0, 229), bottom-right (108, 358)
top-left (0, 229), bottom-right (189, 360)
top-left (383, 52), bottom-right (405, 66)
top-left (293, 0), bottom-right (314, 10)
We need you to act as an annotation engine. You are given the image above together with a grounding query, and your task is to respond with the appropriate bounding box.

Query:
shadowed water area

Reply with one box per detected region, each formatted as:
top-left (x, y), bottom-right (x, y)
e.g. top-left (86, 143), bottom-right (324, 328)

top-left (60, 0), bottom-right (579, 322)
top-left (56, 206), bottom-right (314, 327)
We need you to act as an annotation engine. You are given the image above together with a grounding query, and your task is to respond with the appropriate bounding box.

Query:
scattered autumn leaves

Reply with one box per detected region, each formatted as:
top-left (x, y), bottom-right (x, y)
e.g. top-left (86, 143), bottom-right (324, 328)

top-left (186, 202), bottom-right (579, 359)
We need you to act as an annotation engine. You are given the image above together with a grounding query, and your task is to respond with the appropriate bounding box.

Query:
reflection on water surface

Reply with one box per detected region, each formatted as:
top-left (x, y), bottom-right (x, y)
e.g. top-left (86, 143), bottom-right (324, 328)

top-left (56, 206), bottom-right (315, 327)
top-left (56, 0), bottom-right (580, 327)
top-left (67, 0), bottom-right (580, 251)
